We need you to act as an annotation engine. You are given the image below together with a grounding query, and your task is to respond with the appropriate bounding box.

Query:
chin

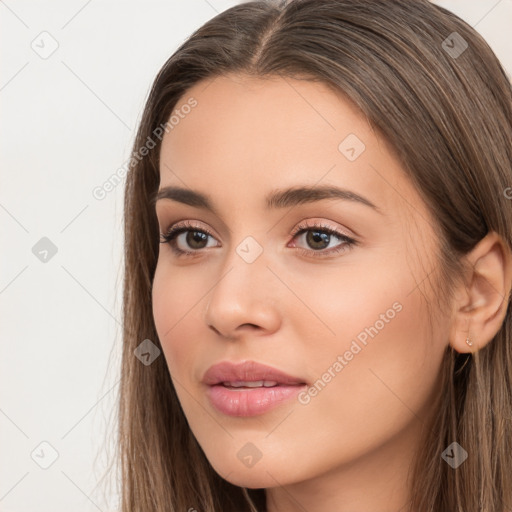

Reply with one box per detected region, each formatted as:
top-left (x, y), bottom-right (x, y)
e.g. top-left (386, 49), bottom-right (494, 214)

top-left (202, 449), bottom-right (293, 488)
top-left (218, 467), bottom-right (282, 489)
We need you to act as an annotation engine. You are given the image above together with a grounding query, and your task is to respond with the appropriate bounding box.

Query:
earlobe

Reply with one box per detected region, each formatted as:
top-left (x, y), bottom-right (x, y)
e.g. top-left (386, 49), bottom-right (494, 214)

top-left (449, 231), bottom-right (512, 354)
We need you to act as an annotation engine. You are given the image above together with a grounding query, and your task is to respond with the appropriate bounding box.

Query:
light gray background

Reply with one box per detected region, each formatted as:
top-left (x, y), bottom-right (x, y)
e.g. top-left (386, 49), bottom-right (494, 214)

top-left (1, 1), bottom-right (511, 511)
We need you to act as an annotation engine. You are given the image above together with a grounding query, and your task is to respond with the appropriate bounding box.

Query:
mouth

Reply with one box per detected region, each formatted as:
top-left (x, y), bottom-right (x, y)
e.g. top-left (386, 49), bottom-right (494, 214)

top-left (202, 360), bottom-right (307, 386)
top-left (206, 382), bottom-right (307, 417)
top-left (202, 361), bottom-right (307, 417)
top-left (220, 380), bottom-right (281, 388)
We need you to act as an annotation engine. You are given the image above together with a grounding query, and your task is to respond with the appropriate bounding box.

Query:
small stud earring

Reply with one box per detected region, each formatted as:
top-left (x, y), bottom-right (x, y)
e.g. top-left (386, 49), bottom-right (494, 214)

top-left (466, 336), bottom-right (473, 347)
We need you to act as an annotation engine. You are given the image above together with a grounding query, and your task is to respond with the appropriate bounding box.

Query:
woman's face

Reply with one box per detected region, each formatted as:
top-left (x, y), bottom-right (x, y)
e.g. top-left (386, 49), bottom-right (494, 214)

top-left (152, 73), bottom-right (450, 500)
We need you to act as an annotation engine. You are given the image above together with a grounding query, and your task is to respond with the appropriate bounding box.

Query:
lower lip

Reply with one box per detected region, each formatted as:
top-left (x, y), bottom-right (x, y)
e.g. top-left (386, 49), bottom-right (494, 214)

top-left (206, 383), bottom-right (307, 417)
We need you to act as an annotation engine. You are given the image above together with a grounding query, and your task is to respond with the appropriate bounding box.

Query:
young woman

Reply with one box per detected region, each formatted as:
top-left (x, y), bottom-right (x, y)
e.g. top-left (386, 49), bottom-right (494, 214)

top-left (117, 0), bottom-right (512, 510)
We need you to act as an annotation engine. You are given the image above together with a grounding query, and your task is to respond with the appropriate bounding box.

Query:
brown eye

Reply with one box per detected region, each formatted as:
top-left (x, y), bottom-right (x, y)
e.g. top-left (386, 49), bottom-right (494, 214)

top-left (304, 230), bottom-right (331, 250)
top-left (160, 221), bottom-right (219, 256)
top-left (290, 221), bottom-right (358, 259)
top-left (183, 230), bottom-right (209, 249)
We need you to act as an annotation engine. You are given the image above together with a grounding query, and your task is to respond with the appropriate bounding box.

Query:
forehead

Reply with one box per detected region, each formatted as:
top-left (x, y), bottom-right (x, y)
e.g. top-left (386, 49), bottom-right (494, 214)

top-left (158, 73), bottom-right (430, 225)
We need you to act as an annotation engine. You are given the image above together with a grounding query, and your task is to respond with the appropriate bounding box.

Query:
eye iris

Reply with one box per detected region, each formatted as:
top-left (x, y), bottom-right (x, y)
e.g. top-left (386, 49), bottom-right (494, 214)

top-left (307, 230), bottom-right (330, 250)
top-left (186, 230), bottom-right (208, 249)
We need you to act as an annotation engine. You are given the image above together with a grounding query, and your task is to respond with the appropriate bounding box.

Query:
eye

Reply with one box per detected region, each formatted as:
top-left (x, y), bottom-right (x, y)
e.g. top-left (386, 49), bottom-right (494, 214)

top-left (159, 219), bottom-right (357, 259)
top-left (159, 220), bottom-right (218, 257)
top-left (289, 220), bottom-right (357, 259)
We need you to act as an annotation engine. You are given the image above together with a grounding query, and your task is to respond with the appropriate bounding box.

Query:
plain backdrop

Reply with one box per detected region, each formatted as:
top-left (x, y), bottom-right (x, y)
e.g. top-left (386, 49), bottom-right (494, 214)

top-left (1, 1), bottom-right (511, 511)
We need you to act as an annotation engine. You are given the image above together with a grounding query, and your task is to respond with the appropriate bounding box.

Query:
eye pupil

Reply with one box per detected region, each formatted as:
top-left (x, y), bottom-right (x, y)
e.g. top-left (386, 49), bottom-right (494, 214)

top-left (307, 230), bottom-right (330, 249)
top-left (187, 231), bottom-right (208, 249)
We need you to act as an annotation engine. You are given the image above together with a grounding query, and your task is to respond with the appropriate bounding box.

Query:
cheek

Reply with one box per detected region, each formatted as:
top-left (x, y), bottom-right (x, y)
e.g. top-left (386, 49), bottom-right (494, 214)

top-left (292, 255), bottom-right (442, 427)
top-left (151, 261), bottom-right (206, 375)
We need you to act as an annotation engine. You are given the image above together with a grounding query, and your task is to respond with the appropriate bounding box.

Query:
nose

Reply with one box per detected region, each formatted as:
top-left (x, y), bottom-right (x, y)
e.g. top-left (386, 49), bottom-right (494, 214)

top-left (203, 247), bottom-right (281, 340)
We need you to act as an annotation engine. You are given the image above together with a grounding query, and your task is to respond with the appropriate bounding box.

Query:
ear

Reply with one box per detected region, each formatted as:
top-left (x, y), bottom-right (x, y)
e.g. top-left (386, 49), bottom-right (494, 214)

top-left (449, 231), bottom-right (512, 354)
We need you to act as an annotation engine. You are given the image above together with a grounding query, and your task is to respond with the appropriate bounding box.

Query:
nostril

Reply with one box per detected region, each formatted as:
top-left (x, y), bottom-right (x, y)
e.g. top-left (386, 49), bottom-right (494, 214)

top-left (207, 323), bottom-right (260, 339)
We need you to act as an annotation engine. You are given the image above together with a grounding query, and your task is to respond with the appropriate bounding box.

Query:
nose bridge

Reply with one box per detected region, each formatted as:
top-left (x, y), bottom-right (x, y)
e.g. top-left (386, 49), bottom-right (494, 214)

top-left (203, 232), bottom-right (280, 334)
top-left (212, 232), bottom-right (270, 302)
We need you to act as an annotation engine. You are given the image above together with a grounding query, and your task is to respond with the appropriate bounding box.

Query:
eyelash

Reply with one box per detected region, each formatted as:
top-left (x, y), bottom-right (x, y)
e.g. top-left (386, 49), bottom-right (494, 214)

top-left (159, 219), bottom-right (357, 259)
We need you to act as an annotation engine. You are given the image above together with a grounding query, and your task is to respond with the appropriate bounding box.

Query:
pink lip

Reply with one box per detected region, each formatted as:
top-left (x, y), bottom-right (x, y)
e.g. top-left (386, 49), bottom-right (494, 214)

top-left (202, 360), bottom-right (306, 386)
top-left (202, 360), bottom-right (307, 417)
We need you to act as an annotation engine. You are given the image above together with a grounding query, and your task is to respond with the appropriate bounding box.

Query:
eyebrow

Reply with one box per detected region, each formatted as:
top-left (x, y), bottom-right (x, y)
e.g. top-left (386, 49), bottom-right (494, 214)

top-left (151, 184), bottom-right (383, 215)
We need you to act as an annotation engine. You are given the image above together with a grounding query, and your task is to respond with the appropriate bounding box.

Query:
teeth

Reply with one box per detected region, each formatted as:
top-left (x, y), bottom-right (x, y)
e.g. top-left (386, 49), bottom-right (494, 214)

top-left (222, 380), bottom-right (278, 388)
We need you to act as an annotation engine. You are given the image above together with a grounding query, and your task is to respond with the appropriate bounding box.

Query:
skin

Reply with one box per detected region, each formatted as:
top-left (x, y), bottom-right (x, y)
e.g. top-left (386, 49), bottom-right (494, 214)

top-left (152, 73), bottom-right (512, 512)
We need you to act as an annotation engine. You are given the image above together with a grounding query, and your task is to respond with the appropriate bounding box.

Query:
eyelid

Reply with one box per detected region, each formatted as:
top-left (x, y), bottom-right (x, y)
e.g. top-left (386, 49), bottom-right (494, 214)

top-left (160, 217), bottom-right (354, 241)
top-left (290, 218), bottom-right (356, 240)
top-left (161, 218), bottom-right (220, 239)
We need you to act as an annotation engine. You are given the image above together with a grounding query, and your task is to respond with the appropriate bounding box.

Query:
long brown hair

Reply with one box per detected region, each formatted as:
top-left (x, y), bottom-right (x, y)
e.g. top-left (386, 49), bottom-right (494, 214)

top-left (115, 1), bottom-right (512, 510)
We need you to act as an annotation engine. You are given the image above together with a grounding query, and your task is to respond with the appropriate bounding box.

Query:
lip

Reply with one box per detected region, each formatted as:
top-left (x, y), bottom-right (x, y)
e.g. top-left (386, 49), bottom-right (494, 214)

top-left (202, 360), bottom-right (306, 386)
top-left (202, 360), bottom-right (307, 417)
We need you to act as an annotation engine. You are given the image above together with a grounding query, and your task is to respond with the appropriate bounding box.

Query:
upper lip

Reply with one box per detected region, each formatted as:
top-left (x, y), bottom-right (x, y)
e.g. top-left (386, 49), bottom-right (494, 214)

top-left (202, 360), bottom-right (307, 386)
